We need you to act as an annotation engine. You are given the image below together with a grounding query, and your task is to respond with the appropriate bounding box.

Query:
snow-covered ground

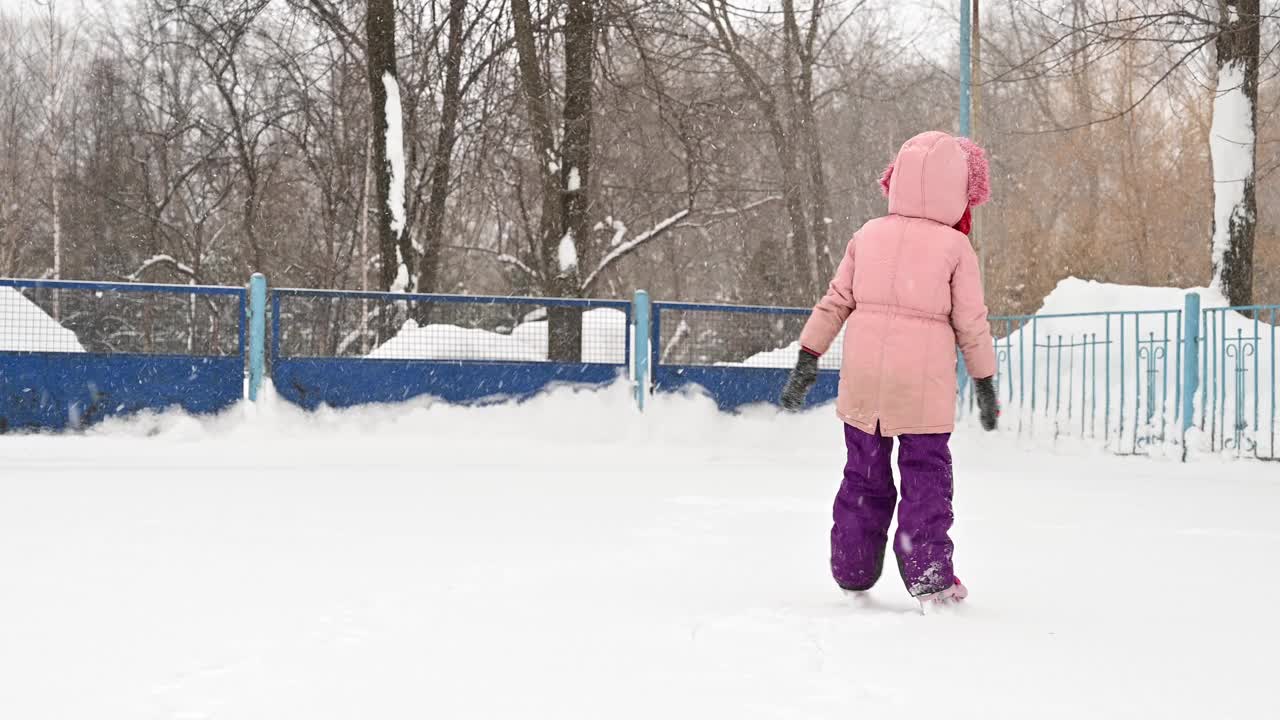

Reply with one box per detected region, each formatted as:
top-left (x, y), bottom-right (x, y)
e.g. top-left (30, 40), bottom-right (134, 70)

top-left (2, 386), bottom-right (1276, 719)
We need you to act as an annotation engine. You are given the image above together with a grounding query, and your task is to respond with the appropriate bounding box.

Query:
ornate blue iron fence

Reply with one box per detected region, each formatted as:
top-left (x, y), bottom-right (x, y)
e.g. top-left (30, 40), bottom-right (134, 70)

top-left (1199, 305), bottom-right (1278, 460)
top-left (959, 308), bottom-right (1186, 455)
top-left (957, 298), bottom-right (1279, 460)
top-left (0, 278), bottom-right (245, 430)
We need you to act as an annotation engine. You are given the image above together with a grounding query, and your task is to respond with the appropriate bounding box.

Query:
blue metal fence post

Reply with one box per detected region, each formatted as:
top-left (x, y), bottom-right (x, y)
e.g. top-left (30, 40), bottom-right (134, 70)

top-left (633, 290), bottom-right (651, 411)
top-left (1181, 292), bottom-right (1200, 454)
top-left (248, 273), bottom-right (267, 402)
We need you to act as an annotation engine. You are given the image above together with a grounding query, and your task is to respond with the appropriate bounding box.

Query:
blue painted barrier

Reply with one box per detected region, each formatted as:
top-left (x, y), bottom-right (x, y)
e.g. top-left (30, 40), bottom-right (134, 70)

top-left (649, 301), bottom-right (838, 411)
top-left (270, 288), bottom-right (631, 409)
top-left (0, 278), bottom-right (245, 430)
top-left (0, 353), bottom-right (243, 431)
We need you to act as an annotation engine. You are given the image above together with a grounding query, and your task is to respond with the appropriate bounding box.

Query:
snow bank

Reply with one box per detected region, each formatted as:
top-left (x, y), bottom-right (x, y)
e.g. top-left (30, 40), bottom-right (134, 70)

top-left (726, 337), bottom-right (843, 370)
top-left (368, 307), bottom-right (628, 364)
top-left (1031, 277), bottom-right (1226, 316)
top-left (0, 286), bottom-right (85, 353)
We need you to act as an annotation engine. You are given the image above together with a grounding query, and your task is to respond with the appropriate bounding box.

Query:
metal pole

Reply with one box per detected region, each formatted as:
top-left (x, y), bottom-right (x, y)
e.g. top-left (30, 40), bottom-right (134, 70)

top-left (1181, 292), bottom-right (1201, 459)
top-left (971, 0), bottom-right (985, 282)
top-left (959, 0), bottom-right (972, 138)
top-left (248, 273), bottom-right (267, 402)
top-left (633, 289), bottom-right (651, 411)
top-left (971, 0), bottom-right (981, 140)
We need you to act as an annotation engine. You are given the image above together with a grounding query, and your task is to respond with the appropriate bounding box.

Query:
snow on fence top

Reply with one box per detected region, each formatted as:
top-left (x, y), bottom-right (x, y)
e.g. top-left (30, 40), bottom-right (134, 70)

top-left (0, 287), bottom-right (85, 353)
top-left (368, 307), bottom-right (627, 364)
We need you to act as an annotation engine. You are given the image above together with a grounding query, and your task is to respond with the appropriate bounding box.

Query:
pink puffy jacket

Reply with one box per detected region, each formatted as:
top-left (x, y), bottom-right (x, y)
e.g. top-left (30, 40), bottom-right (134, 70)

top-left (799, 131), bottom-right (996, 436)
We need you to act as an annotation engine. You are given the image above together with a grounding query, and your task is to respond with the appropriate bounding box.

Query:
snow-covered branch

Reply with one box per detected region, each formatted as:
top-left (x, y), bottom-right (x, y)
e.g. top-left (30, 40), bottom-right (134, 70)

top-left (497, 253), bottom-right (540, 280)
top-left (661, 317), bottom-right (691, 364)
top-left (580, 209), bottom-right (689, 293)
top-left (127, 255), bottom-right (196, 282)
top-left (336, 304), bottom-right (385, 356)
top-left (702, 195), bottom-right (781, 218)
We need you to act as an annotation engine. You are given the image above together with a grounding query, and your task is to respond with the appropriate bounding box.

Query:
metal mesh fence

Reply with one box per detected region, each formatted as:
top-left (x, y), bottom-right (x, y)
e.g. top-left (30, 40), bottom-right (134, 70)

top-left (654, 305), bottom-right (841, 370)
top-left (0, 282), bottom-right (242, 357)
top-left (273, 290), bottom-right (629, 365)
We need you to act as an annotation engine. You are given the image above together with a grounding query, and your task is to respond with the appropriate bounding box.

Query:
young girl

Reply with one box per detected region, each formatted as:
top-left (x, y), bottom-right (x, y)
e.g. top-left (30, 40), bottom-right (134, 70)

top-left (781, 130), bottom-right (999, 608)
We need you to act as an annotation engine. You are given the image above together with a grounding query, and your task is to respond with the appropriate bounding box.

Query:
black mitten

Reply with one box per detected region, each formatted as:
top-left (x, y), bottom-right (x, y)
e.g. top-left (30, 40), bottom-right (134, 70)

top-left (781, 351), bottom-right (820, 411)
top-left (974, 376), bottom-right (999, 431)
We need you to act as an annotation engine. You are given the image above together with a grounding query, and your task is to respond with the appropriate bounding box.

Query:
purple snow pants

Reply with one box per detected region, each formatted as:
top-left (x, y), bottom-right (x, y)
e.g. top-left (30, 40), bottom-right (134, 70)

top-left (831, 422), bottom-right (956, 597)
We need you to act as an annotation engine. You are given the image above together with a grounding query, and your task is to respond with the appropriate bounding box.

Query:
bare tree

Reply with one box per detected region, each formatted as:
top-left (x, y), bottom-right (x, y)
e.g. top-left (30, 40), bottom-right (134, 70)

top-left (415, 0), bottom-right (468, 297)
top-left (510, 0), bottom-right (594, 360)
top-left (368, 0), bottom-right (414, 292)
top-left (28, 0), bottom-right (81, 315)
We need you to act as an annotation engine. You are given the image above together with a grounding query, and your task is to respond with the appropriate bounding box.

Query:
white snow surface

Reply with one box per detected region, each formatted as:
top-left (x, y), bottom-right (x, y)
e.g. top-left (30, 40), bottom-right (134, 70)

top-left (1209, 59), bottom-right (1255, 286)
top-left (368, 307), bottom-right (626, 364)
top-left (128, 254), bottom-right (195, 282)
top-left (390, 246), bottom-right (411, 294)
top-left (1032, 277), bottom-right (1225, 315)
top-left (558, 231), bottom-right (579, 273)
top-left (382, 72), bottom-right (407, 240)
top-left (2, 386), bottom-right (1278, 718)
top-left (566, 166), bottom-right (581, 192)
top-left (604, 216), bottom-right (627, 247)
top-left (0, 286), bottom-right (85, 352)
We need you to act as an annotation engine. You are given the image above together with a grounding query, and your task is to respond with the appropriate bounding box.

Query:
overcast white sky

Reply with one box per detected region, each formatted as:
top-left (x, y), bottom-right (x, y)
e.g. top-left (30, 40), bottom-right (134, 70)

top-left (0, 0), bottom-right (961, 64)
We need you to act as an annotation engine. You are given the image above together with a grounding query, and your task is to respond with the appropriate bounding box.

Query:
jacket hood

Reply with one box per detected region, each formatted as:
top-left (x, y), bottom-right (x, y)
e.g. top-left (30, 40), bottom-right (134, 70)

top-left (878, 131), bottom-right (990, 228)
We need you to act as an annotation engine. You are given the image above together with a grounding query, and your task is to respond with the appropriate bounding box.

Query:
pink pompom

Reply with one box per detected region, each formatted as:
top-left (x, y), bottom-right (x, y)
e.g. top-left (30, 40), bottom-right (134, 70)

top-left (879, 163), bottom-right (894, 197)
top-left (954, 137), bottom-right (991, 207)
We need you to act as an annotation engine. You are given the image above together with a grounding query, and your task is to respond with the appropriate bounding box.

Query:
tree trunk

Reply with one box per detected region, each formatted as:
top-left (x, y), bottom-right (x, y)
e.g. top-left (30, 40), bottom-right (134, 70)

top-left (513, 0), bottom-right (593, 362)
top-left (511, 0), bottom-right (562, 268)
top-left (769, 124), bottom-right (816, 303)
top-left (416, 0), bottom-right (467, 298)
top-left (367, 0), bottom-right (412, 293)
top-left (51, 169), bottom-right (62, 320)
top-left (1072, 0), bottom-right (1099, 259)
top-left (1210, 0), bottom-right (1259, 306)
top-left (549, 0), bottom-right (594, 362)
top-left (360, 132), bottom-right (373, 351)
